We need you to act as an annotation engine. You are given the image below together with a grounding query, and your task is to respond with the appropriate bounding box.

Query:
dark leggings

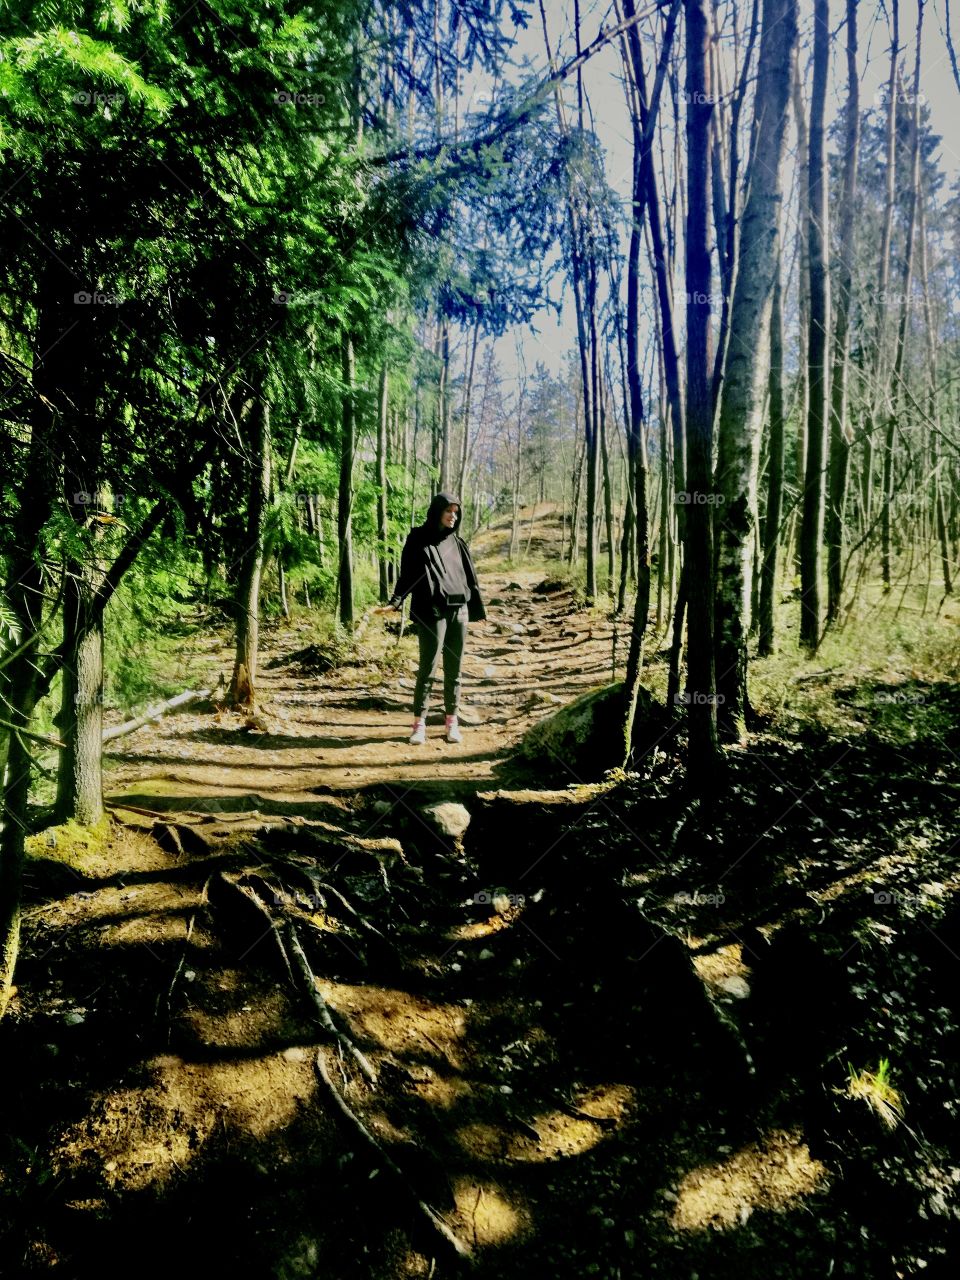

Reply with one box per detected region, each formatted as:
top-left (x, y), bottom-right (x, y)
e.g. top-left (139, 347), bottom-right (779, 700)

top-left (413, 606), bottom-right (468, 718)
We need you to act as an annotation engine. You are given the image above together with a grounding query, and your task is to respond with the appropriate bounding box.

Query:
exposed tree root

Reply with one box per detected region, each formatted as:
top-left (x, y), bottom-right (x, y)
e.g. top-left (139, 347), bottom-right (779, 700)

top-left (283, 921), bottom-right (379, 1086)
top-left (151, 821), bottom-right (214, 858)
top-left (313, 1046), bottom-right (473, 1268)
top-left (207, 871), bottom-right (293, 982)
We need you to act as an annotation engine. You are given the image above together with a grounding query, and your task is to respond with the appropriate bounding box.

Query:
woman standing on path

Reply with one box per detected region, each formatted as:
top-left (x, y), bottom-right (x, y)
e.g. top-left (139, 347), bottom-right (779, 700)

top-left (377, 492), bottom-right (486, 744)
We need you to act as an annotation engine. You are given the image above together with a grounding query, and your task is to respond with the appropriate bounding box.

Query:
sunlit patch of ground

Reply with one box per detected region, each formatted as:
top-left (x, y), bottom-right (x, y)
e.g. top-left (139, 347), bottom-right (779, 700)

top-left (182, 979), bottom-right (294, 1049)
top-left (669, 1129), bottom-right (828, 1232)
top-left (54, 1049), bottom-right (318, 1192)
top-left (451, 1177), bottom-right (530, 1247)
top-left (317, 979), bottom-right (468, 1066)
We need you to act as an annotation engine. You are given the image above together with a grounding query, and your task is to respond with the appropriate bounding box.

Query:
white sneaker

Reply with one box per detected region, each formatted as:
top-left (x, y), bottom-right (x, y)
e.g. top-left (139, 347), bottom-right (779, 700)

top-left (408, 719), bottom-right (426, 745)
top-left (445, 717), bottom-right (462, 744)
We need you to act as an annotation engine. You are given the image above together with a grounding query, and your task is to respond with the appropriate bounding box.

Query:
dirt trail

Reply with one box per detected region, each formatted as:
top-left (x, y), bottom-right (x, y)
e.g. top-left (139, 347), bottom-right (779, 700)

top-left (105, 568), bottom-right (623, 812)
top-left (13, 533), bottom-right (932, 1276)
top-left (10, 558), bottom-right (707, 1278)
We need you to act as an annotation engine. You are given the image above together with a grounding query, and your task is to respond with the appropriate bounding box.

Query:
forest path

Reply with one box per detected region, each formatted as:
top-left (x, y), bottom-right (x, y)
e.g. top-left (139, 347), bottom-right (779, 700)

top-left (105, 565), bottom-right (623, 817)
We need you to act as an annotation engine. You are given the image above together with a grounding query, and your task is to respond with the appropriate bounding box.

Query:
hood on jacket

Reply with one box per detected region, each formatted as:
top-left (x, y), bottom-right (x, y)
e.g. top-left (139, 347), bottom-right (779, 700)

top-left (423, 492), bottom-right (462, 539)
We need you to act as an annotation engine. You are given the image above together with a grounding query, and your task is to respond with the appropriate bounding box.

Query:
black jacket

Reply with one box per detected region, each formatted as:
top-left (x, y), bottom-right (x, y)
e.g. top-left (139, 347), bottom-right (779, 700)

top-left (390, 495), bottom-right (487, 625)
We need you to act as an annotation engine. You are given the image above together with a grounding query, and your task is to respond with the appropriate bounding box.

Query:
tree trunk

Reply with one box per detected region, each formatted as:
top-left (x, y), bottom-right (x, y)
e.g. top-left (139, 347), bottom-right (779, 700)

top-left (569, 429), bottom-right (585, 567)
top-left (438, 322), bottom-right (452, 491)
top-left (710, 0), bottom-right (761, 415)
top-left (0, 279), bottom-right (61, 1012)
top-left (798, 0), bottom-right (830, 650)
top-left (457, 320), bottom-right (482, 499)
top-left (55, 506), bottom-right (105, 825)
top-left (790, 60), bottom-right (810, 550)
top-left (883, 13), bottom-right (924, 592)
top-left (229, 394), bottom-right (271, 707)
top-left (584, 256), bottom-right (601, 600)
top-left (713, 0), bottom-right (797, 738)
top-left (56, 374), bottom-right (105, 824)
top-left (377, 362), bottom-right (390, 603)
top-left (683, 0), bottom-right (719, 768)
top-left (758, 265), bottom-right (785, 656)
top-left (825, 0), bottom-right (860, 626)
top-left (599, 381), bottom-right (616, 592)
top-left (917, 193), bottom-right (953, 597)
top-left (861, 2), bottom-right (900, 540)
top-left (338, 335), bottom-right (356, 628)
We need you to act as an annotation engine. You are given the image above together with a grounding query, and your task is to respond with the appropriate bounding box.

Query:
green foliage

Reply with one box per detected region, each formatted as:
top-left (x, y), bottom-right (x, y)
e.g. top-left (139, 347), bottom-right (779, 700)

top-left (846, 1057), bottom-right (905, 1130)
top-left (749, 589), bottom-right (960, 740)
top-left (102, 530), bottom-right (209, 711)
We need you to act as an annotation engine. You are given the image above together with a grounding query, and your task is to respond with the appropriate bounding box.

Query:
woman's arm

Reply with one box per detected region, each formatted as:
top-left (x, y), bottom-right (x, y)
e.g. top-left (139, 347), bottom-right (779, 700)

top-left (457, 538), bottom-right (487, 621)
top-left (389, 530), bottom-right (423, 607)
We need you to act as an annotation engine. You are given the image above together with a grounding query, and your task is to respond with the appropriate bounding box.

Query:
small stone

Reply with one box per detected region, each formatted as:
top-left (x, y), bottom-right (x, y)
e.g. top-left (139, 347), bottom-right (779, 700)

top-left (104, 1160), bottom-right (117, 1172)
top-left (718, 976), bottom-right (750, 1000)
top-left (63, 1011), bottom-right (85, 1026)
top-left (184, 970), bottom-right (196, 983)
top-left (450, 963), bottom-right (462, 972)
top-left (420, 801), bottom-right (471, 841)
top-left (283, 1046), bottom-right (308, 1062)
top-left (499, 1085), bottom-right (513, 1094)
top-left (478, 948), bottom-right (495, 960)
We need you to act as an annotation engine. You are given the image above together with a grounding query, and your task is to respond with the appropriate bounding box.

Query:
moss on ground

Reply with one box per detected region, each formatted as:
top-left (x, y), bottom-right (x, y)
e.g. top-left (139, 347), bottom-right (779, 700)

top-left (25, 817), bottom-right (113, 870)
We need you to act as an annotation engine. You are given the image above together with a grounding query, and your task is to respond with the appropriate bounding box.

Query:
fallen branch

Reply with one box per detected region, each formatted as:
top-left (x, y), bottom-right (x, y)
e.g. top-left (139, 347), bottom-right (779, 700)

top-left (0, 715), bottom-right (66, 750)
top-left (102, 689), bottom-right (212, 743)
top-left (313, 1047), bottom-right (472, 1267)
top-left (106, 801), bottom-right (217, 823)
